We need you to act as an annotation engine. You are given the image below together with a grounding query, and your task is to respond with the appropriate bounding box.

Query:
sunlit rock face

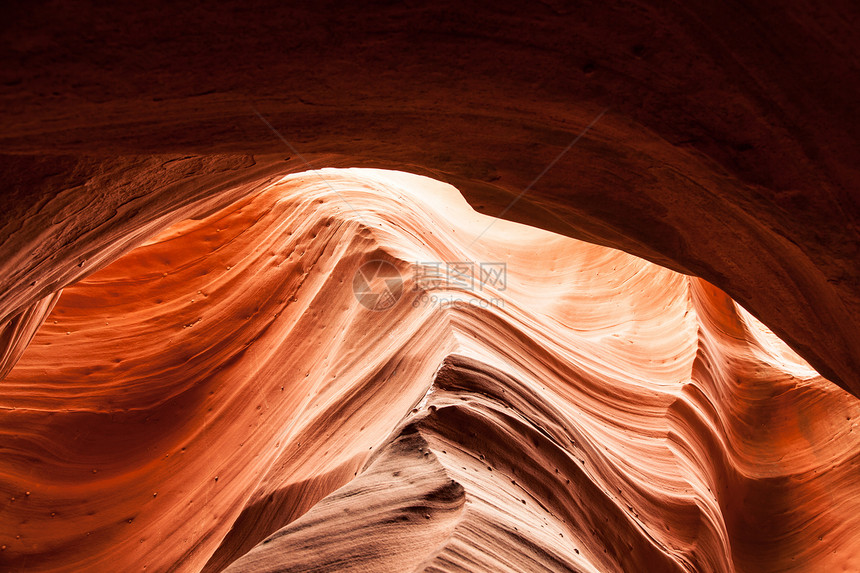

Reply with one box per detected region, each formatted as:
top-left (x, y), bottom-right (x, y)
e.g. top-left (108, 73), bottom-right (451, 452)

top-left (1, 3), bottom-right (859, 572)
top-left (2, 0), bottom-right (859, 396)
top-left (1, 170), bottom-right (857, 572)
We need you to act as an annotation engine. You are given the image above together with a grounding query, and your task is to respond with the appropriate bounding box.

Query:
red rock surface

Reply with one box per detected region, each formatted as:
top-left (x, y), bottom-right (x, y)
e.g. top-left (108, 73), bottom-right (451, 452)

top-left (1, 169), bottom-right (857, 572)
top-left (0, 2), bottom-right (858, 572)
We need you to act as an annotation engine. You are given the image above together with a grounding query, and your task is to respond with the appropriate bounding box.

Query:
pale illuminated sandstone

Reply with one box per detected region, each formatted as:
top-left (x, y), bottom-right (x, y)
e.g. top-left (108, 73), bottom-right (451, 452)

top-left (1, 170), bottom-right (857, 572)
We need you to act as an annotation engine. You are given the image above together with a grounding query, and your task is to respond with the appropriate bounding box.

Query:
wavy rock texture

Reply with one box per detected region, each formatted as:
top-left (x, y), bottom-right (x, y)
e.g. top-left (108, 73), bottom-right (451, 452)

top-left (1, 0), bottom-right (859, 396)
top-left (1, 3), bottom-right (859, 571)
top-left (1, 169), bottom-right (857, 572)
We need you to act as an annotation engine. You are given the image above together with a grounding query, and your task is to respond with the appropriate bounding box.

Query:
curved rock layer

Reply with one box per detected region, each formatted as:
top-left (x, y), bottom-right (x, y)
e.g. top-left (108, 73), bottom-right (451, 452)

top-left (1, 169), bottom-right (857, 572)
top-left (1, 0), bottom-right (859, 398)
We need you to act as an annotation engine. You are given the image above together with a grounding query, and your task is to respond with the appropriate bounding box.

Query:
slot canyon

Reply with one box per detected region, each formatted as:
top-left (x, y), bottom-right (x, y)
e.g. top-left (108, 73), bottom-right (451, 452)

top-left (0, 2), bottom-right (858, 572)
